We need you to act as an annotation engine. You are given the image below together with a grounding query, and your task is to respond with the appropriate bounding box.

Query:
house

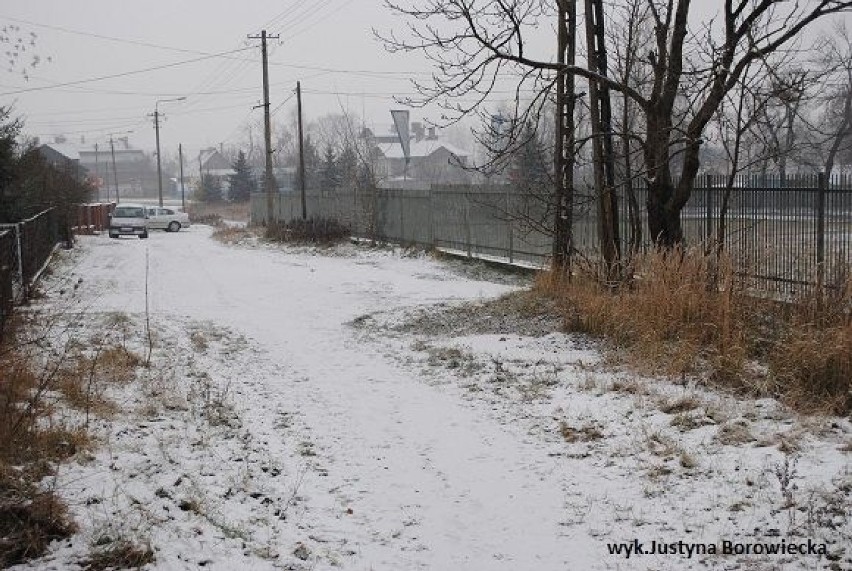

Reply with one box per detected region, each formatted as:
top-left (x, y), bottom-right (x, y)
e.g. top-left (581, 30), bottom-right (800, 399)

top-left (40, 137), bottom-right (157, 200)
top-left (371, 121), bottom-right (472, 186)
top-left (198, 148), bottom-right (235, 178)
top-left (38, 142), bottom-right (87, 181)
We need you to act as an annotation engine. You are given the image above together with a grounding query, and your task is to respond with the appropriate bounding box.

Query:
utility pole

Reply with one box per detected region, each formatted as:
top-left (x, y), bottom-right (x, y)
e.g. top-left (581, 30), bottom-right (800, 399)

top-left (198, 151), bottom-right (203, 200)
top-left (297, 81), bottom-right (307, 220)
top-left (584, 0), bottom-right (620, 281)
top-left (153, 109), bottom-right (162, 206)
top-left (179, 143), bottom-right (186, 210)
top-left (109, 136), bottom-right (119, 204)
top-left (248, 29), bottom-right (280, 224)
top-left (151, 96), bottom-right (186, 207)
top-left (94, 143), bottom-right (101, 202)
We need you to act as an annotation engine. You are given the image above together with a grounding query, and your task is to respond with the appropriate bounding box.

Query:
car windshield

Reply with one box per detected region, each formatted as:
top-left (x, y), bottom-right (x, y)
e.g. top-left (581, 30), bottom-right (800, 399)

top-left (113, 207), bottom-right (145, 218)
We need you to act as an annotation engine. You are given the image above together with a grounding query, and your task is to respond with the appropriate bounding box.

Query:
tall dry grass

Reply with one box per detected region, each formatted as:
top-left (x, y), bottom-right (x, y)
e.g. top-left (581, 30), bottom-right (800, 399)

top-left (536, 249), bottom-right (851, 414)
top-left (0, 314), bottom-right (146, 567)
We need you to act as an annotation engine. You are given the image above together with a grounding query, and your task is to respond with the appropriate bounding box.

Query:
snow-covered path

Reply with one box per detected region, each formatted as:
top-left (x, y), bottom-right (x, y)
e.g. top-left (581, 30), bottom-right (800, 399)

top-left (31, 227), bottom-right (851, 571)
top-left (73, 228), bottom-right (573, 569)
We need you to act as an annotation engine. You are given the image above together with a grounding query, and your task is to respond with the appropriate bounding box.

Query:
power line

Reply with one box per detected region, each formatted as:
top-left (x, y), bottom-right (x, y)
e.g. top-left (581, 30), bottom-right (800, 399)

top-left (0, 46), bottom-right (254, 96)
top-left (0, 14), bottom-right (226, 56)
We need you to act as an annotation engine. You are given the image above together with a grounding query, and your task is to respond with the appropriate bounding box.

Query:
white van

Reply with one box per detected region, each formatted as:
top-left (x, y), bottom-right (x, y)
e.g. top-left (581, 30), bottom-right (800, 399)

top-left (108, 204), bottom-right (149, 239)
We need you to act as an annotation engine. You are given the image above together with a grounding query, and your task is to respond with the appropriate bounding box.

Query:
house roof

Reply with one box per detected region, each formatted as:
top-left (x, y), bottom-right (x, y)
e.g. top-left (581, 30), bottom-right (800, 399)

top-left (41, 143), bottom-right (80, 161)
top-left (377, 139), bottom-right (470, 160)
top-left (199, 149), bottom-right (231, 170)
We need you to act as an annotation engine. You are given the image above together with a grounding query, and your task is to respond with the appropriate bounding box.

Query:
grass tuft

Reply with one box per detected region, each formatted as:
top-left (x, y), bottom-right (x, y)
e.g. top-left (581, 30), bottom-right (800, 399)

top-left (536, 248), bottom-right (851, 414)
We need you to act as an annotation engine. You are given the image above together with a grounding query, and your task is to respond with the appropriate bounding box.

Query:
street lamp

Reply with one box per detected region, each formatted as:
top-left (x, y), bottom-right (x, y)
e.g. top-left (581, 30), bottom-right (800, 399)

top-left (105, 130), bottom-right (134, 204)
top-left (153, 96), bottom-right (186, 207)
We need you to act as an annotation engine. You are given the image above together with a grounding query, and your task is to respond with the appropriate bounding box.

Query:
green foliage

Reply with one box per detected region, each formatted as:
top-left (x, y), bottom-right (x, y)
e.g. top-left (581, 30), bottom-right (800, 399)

top-left (227, 151), bottom-right (255, 202)
top-left (320, 145), bottom-right (340, 189)
top-left (294, 135), bottom-right (321, 191)
top-left (0, 107), bottom-right (93, 222)
top-left (195, 173), bottom-right (223, 203)
top-left (0, 107), bottom-right (22, 207)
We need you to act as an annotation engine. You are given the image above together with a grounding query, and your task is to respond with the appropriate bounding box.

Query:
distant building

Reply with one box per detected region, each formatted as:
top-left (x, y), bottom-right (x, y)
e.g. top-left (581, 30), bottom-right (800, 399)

top-left (38, 142), bottom-right (87, 181)
top-left (40, 137), bottom-right (157, 201)
top-left (198, 148), bottom-right (235, 178)
top-left (369, 120), bottom-right (472, 186)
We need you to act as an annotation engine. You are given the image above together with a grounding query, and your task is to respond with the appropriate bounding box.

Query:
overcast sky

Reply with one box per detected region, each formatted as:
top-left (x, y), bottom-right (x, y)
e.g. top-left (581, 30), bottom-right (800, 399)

top-left (2, 1), bottom-right (848, 161)
top-left (1, 1), bottom-right (462, 157)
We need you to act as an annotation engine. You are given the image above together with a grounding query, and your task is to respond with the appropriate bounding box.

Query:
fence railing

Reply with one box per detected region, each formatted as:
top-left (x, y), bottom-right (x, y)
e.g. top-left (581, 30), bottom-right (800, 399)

top-left (251, 175), bottom-right (852, 294)
top-left (0, 208), bottom-right (62, 339)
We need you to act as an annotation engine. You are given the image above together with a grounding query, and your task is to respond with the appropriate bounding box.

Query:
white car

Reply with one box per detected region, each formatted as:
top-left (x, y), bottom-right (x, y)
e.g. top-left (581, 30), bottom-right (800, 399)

top-left (108, 204), bottom-right (148, 239)
top-left (146, 207), bottom-right (191, 232)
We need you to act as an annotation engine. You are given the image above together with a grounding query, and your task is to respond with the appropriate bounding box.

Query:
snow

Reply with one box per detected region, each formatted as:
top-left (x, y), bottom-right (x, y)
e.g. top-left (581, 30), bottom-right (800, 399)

top-left (14, 226), bottom-right (852, 570)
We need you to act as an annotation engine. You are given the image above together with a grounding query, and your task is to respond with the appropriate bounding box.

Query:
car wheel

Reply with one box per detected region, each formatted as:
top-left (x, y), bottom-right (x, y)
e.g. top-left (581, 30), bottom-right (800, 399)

top-left (140, 232), bottom-right (148, 239)
top-left (109, 234), bottom-right (118, 239)
top-left (168, 221), bottom-right (180, 232)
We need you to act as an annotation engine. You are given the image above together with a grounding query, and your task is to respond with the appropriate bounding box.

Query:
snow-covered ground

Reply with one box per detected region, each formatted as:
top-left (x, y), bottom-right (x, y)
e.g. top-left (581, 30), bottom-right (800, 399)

top-left (15, 226), bottom-right (851, 570)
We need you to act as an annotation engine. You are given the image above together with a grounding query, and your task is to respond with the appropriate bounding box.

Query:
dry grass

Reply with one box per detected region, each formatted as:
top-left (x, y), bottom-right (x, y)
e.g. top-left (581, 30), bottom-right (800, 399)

top-left (81, 539), bottom-right (155, 571)
top-left (187, 201), bottom-right (249, 225)
top-left (211, 225), bottom-right (253, 245)
top-left (0, 315), bottom-right (146, 568)
top-left (559, 421), bottom-right (605, 443)
top-left (0, 468), bottom-right (77, 568)
top-left (265, 217), bottom-right (351, 245)
top-left (536, 248), bottom-right (851, 415)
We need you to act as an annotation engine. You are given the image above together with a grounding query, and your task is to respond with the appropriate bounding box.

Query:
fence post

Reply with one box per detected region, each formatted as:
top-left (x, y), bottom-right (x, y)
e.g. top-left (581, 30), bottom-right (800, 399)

top-left (705, 174), bottom-right (713, 246)
top-left (428, 188), bottom-right (434, 248)
top-left (464, 192), bottom-right (472, 258)
top-left (14, 223), bottom-right (25, 301)
top-left (399, 190), bottom-right (405, 245)
top-left (816, 172), bottom-right (826, 292)
top-left (505, 190), bottom-right (514, 264)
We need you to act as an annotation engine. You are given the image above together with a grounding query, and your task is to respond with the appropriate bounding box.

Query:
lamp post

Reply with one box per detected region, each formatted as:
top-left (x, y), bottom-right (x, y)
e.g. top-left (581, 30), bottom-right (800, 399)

top-left (153, 96), bottom-right (186, 207)
top-left (105, 130), bottom-right (134, 204)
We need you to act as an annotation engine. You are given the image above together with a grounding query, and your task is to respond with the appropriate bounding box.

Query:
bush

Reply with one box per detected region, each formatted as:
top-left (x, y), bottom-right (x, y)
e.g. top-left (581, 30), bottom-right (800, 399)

top-left (536, 248), bottom-right (851, 414)
top-left (265, 217), bottom-right (351, 245)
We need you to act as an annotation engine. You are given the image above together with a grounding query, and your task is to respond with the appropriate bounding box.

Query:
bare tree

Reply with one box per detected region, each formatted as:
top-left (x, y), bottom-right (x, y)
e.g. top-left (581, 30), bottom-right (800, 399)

top-left (381, 0), bottom-right (852, 248)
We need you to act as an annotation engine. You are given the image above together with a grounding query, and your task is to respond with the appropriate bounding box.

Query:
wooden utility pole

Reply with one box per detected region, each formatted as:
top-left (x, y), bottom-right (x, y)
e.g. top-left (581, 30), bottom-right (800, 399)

top-left (248, 29), bottom-right (280, 224)
top-left (553, 0), bottom-right (577, 274)
top-left (297, 81), bottom-right (307, 220)
top-left (109, 136), bottom-right (120, 204)
top-left (584, 0), bottom-right (620, 281)
top-left (94, 143), bottom-right (101, 202)
top-left (179, 143), bottom-right (186, 210)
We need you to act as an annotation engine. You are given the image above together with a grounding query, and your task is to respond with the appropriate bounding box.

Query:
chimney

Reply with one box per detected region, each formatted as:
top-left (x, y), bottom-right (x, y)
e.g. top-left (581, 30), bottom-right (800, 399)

top-left (412, 122), bottom-right (425, 142)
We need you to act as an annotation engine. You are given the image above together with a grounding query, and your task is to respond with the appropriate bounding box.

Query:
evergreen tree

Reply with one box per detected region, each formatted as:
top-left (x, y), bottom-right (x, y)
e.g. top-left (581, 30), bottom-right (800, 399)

top-left (294, 135), bottom-right (321, 191)
top-left (510, 122), bottom-right (549, 192)
top-left (195, 173), bottom-right (222, 203)
top-left (319, 145), bottom-right (340, 189)
top-left (228, 151), bottom-right (256, 202)
top-left (337, 144), bottom-right (358, 189)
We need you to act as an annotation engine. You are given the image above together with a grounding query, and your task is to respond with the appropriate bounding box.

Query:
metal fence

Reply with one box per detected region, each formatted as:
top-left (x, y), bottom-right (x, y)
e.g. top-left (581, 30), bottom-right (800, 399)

top-left (251, 175), bottom-right (852, 293)
top-left (0, 229), bottom-right (16, 337)
top-left (0, 208), bottom-right (62, 338)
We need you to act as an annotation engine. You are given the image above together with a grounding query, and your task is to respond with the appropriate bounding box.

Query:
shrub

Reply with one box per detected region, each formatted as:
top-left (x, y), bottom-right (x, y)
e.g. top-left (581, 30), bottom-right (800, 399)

top-left (265, 217), bottom-right (351, 245)
top-left (536, 248), bottom-right (851, 414)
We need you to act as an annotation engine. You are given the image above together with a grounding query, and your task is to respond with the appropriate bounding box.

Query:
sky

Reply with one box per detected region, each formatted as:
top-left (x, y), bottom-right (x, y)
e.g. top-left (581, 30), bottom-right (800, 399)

top-left (0, 1), bottom-right (476, 158)
top-left (2, 1), bottom-right (849, 162)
